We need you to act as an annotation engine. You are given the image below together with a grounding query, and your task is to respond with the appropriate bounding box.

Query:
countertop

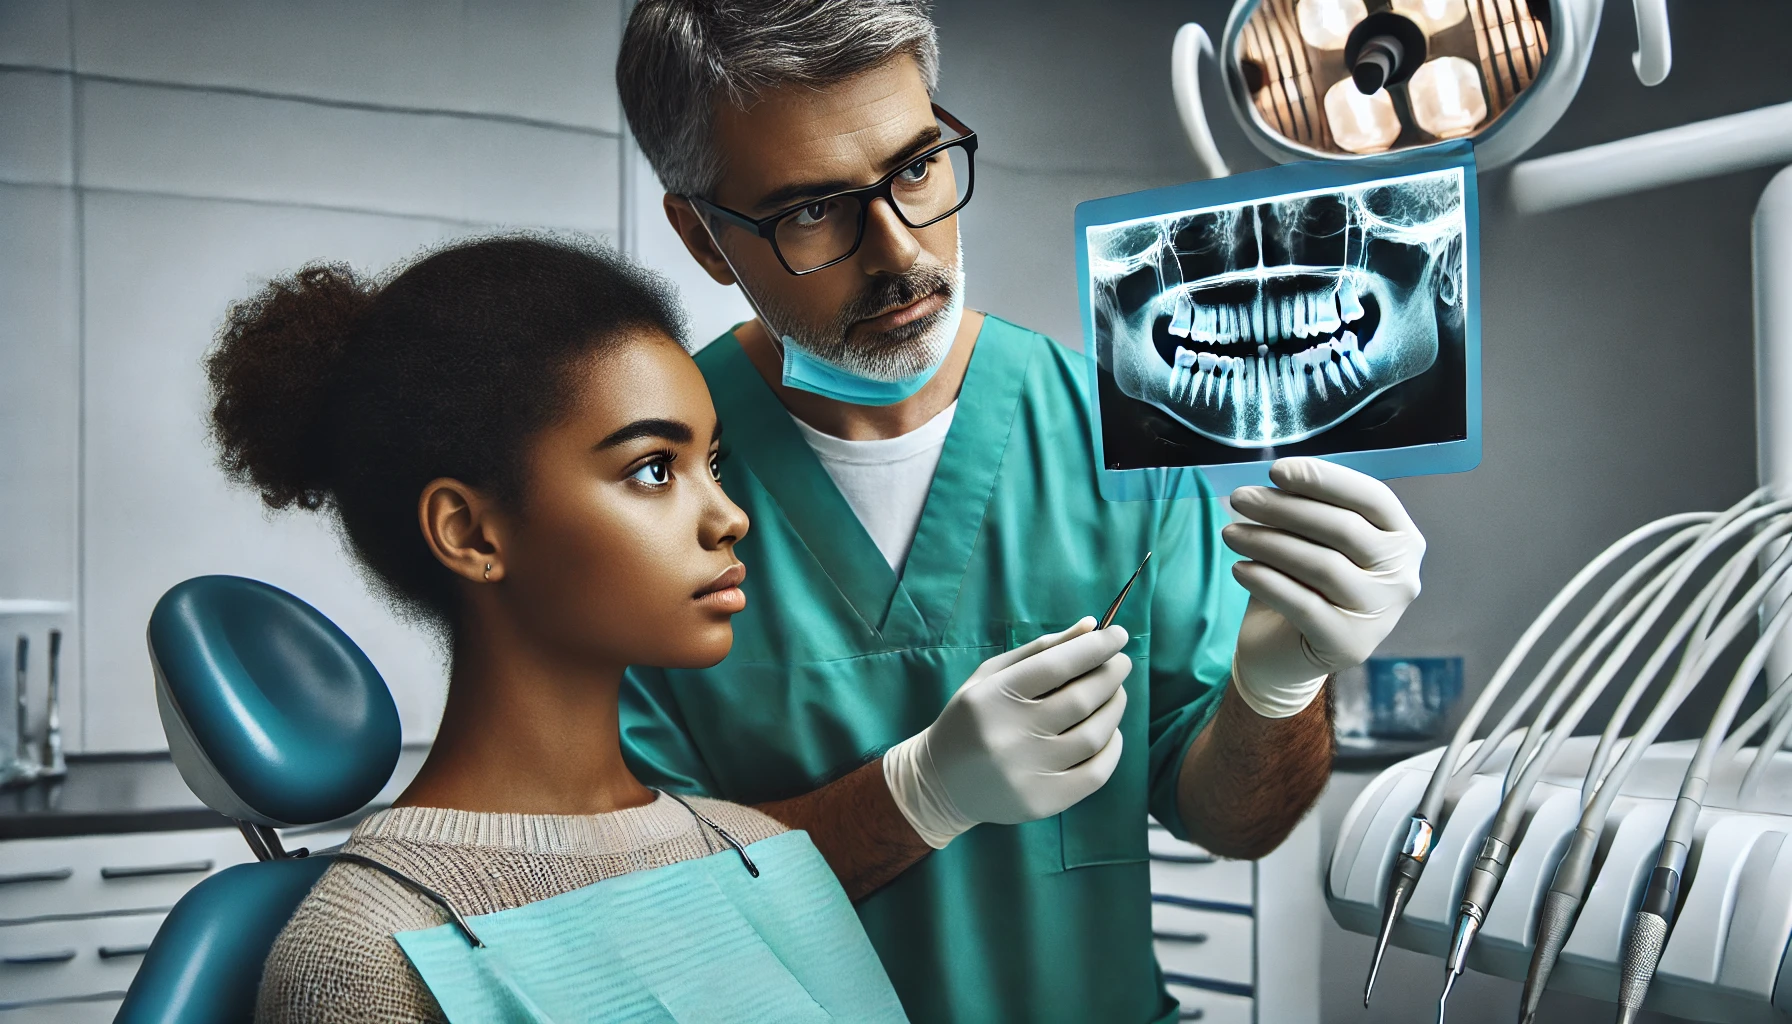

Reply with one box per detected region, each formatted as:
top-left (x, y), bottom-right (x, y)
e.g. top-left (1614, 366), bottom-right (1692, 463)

top-left (0, 746), bottom-right (429, 840)
top-left (1, 737), bottom-right (1428, 841)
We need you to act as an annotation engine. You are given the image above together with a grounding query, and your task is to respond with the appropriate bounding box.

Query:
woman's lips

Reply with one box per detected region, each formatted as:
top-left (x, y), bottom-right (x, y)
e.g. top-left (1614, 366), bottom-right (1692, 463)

top-left (693, 562), bottom-right (747, 614)
top-left (858, 288), bottom-right (948, 333)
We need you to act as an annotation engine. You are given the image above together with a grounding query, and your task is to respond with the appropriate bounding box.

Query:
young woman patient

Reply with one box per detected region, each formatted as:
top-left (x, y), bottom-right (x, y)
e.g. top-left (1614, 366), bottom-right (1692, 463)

top-left (207, 236), bottom-right (907, 1023)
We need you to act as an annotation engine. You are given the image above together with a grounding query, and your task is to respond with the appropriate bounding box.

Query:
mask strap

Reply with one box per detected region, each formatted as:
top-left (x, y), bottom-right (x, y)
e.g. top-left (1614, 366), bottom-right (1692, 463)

top-left (659, 789), bottom-right (761, 878)
top-left (336, 851), bottom-right (486, 948)
top-left (691, 205), bottom-right (788, 360)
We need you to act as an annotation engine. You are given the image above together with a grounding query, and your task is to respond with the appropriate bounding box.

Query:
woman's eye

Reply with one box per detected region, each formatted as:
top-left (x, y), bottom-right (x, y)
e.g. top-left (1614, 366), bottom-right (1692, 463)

top-left (629, 459), bottom-right (672, 486)
top-left (709, 453), bottom-right (723, 482)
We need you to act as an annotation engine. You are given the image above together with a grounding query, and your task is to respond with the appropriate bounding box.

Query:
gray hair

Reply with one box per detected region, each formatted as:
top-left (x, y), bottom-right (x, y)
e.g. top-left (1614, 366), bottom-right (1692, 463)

top-left (617, 0), bottom-right (940, 198)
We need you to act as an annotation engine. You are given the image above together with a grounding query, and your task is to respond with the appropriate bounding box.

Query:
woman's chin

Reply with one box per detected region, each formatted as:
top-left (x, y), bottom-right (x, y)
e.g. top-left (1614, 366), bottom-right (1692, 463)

top-left (652, 621), bottom-right (735, 670)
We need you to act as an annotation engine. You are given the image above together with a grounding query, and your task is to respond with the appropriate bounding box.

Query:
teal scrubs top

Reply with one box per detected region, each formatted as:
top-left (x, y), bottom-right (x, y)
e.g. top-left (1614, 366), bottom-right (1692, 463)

top-left (621, 315), bottom-right (1248, 1024)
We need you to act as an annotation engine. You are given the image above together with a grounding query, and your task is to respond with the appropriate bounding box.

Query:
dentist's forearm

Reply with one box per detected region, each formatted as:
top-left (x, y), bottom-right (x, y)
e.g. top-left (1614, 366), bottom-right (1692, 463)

top-left (1175, 678), bottom-right (1334, 860)
top-left (754, 757), bottom-right (933, 901)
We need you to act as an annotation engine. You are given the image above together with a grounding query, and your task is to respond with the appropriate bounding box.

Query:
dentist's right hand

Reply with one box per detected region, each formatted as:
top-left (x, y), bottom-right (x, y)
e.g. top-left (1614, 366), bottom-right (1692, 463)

top-left (883, 618), bottom-right (1132, 849)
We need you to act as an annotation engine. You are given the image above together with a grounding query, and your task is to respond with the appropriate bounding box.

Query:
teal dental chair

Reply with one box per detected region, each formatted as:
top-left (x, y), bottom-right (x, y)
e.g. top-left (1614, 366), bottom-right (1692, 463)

top-left (115, 575), bottom-right (401, 1023)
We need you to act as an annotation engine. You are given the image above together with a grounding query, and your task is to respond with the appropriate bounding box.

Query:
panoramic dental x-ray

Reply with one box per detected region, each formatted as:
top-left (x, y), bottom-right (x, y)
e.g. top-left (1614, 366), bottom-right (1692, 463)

top-left (1078, 145), bottom-right (1478, 495)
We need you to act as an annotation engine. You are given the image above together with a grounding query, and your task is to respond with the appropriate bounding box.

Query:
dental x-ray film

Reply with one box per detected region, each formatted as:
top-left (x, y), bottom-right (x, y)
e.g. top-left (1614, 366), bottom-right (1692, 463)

top-left (1076, 142), bottom-right (1480, 500)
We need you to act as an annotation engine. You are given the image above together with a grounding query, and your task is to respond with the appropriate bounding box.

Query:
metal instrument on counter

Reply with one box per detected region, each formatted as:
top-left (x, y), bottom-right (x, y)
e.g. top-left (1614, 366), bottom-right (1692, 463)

top-left (4, 634), bottom-right (39, 788)
top-left (42, 628), bottom-right (65, 779)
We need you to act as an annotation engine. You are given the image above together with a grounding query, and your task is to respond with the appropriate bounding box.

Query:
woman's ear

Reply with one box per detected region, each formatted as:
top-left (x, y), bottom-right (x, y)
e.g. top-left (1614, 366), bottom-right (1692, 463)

top-left (663, 194), bottom-right (738, 287)
top-left (419, 478), bottom-right (508, 584)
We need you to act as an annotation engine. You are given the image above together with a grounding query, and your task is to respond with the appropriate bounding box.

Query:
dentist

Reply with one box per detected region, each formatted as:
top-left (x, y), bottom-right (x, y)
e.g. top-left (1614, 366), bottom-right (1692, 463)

top-left (615, 2), bottom-right (1426, 1021)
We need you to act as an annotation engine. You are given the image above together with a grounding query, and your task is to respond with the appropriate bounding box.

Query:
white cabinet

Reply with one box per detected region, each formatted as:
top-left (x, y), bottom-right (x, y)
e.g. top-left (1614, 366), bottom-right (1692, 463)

top-left (1148, 815), bottom-right (1321, 1023)
top-left (0, 827), bottom-right (256, 1015)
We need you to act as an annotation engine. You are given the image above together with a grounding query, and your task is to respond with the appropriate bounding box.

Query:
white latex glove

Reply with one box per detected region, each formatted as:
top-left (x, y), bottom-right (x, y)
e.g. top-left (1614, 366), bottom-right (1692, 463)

top-left (884, 617), bottom-right (1132, 849)
top-left (1222, 458), bottom-right (1425, 719)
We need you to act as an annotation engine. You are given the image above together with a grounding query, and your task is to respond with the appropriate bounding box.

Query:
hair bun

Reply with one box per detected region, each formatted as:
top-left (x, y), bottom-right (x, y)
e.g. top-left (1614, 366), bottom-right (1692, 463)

top-left (206, 263), bottom-right (376, 510)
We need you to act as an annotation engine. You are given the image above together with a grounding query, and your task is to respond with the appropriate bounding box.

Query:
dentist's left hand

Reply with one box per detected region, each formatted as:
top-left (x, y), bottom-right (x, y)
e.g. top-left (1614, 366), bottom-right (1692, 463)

top-left (1221, 458), bottom-right (1425, 719)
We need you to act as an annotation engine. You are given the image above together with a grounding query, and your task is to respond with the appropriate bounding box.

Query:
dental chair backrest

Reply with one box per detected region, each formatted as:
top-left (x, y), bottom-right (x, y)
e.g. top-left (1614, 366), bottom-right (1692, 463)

top-left (116, 575), bottom-right (401, 1024)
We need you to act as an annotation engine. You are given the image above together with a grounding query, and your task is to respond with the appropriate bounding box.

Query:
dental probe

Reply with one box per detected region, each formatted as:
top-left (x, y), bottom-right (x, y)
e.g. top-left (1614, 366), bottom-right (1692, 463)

top-left (1517, 518), bottom-right (1792, 1022)
top-left (1442, 504), bottom-right (1792, 1023)
top-left (1098, 552), bottom-right (1152, 630)
top-left (1360, 513), bottom-right (1716, 1006)
top-left (1607, 589), bottom-right (1792, 1024)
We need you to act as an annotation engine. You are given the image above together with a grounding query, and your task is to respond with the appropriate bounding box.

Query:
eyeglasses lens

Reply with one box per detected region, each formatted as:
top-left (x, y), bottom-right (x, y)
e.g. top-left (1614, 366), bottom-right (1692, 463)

top-left (772, 141), bottom-right (972, 273)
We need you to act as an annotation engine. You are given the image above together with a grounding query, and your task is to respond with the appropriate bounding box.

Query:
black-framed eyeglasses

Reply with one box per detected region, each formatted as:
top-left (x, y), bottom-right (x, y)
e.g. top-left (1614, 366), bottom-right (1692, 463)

top-left (688, 104), bottom-right (977, 276)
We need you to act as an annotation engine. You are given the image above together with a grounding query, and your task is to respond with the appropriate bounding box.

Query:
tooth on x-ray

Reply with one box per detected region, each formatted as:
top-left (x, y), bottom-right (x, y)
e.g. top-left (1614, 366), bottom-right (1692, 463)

top-left (1088, 167), bottom-right (1466, 448)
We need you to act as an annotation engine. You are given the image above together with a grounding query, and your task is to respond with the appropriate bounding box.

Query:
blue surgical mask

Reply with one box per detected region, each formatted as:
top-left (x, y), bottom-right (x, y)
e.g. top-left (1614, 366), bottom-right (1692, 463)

top-left (698, 216), bottom-right (964, 406)
top-left (774, 287), bottom-right (962, 406)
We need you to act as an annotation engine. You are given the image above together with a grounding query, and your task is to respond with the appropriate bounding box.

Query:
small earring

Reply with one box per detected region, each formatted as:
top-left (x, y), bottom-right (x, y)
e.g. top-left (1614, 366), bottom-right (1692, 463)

top-left (483, 563), bottom-right (492, 581)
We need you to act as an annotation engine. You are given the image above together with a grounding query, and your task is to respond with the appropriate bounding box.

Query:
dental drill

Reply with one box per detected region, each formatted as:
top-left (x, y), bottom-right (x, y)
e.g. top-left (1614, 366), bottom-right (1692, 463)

top-left (1438, 504), bottom-right (1790, 1021)
top-left (1360, 509), bottom-right (1722, 1005)
top-left (1514, 508), bottom-right (1792, 1022)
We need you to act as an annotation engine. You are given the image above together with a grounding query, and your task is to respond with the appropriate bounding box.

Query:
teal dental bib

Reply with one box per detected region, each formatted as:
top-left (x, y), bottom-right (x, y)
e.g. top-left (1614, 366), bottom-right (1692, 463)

top-left (386, 825), bottom-right (907, 1023)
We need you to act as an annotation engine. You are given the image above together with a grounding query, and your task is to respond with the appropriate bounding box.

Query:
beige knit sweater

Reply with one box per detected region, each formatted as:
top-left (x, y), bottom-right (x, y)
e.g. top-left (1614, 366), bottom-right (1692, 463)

top-left (255, 793), bottom-right (787, 1023)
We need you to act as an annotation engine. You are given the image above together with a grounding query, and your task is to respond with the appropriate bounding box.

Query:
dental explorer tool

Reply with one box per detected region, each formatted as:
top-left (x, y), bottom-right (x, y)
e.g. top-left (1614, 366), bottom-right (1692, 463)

top-left (1447, 502), bottom-right (1792, 1022)
top-left (1361, 511), bottom-right (1717, 1006)
top-left (42, 629), bottom-right (64, 779)
top-left (1099, 552), bottom-right (1152, 630)
top-left (1605, 588), bottom-right (1792, 1024)
top-left (1517, 513), bottom-right (1792, 1022)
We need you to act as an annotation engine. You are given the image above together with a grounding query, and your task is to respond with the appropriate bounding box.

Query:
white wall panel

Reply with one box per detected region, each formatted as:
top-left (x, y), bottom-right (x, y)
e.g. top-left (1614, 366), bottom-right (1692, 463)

top-left (0, 0), bottom-right (71, 69)
top-left (79, 191), bottom-right (465, 751)
top-left (0, 69), bottom-right (73, 186)
top-left (625, 147), bottom-right (753, 352)
top-left (0, 183), bottom-right (81, 747)
top-left (71, 0), bottom-right (622, 133)
top-left (0, 184), bottom-right (79, 596)
top-left (78, 80), bottom-right (618, 232)
top-left (956, 165), bottom-right (1175, 351)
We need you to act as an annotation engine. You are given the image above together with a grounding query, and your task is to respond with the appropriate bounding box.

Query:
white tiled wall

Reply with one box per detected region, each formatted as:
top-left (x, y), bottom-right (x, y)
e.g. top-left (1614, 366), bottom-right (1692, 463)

top-left (0, 0), bottom-right (753, 752)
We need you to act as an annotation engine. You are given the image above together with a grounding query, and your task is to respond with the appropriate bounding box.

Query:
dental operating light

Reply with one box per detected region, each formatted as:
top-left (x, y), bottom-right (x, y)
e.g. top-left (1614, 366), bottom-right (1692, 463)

top-left (1172, 0), bottom-right (1671, 178)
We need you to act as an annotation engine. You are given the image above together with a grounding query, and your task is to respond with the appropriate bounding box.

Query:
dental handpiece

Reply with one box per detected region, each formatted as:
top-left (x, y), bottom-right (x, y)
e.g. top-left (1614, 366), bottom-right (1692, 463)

top-left (1361, 512), bottom-right (1718, 1008)
top-left (1455, 500), bottom-right (1781, 1021)
top-left (1603, 595), bottom-right (1792, 1024)
top-left (1518, 512), bottom-right (1792, 1022)
top-left (1431, 510), bottom-right (1734, 1021)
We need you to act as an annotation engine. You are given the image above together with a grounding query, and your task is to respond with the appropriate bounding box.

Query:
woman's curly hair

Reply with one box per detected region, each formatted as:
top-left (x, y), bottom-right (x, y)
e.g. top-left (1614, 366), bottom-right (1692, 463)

top-left (206, 235), bottom-right (686, 631)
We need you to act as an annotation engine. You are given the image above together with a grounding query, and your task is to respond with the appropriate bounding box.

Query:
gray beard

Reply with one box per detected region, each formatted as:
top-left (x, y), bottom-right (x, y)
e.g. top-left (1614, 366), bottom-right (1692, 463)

top-left (758, 240), bottom-right (965, 383)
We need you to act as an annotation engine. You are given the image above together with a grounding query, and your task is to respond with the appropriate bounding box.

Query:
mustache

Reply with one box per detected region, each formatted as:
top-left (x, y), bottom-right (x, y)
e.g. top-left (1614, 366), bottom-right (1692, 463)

top-left (840, 262), bottom-right (956, 326)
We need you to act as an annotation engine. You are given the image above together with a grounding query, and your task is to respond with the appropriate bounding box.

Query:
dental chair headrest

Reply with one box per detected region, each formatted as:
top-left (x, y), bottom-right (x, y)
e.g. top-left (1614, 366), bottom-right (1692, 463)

top-left (149, 576), bottom-right (401, 828)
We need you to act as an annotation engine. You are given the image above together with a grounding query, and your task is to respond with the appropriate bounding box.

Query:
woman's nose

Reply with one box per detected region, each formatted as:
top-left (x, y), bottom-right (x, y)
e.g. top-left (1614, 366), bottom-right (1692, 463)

top-left (701, 480), bottom-right (750, 549)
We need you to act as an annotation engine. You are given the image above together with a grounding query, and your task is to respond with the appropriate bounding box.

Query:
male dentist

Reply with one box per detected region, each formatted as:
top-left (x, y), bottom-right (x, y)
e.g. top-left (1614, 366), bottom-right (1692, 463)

top-left (615, 2), bottom-right (1426, 1021)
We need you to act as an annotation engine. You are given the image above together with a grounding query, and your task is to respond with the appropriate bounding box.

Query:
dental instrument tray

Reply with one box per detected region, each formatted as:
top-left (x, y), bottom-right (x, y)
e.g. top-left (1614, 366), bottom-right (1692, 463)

top-left (1075, 142), bottom-right (1480, 500)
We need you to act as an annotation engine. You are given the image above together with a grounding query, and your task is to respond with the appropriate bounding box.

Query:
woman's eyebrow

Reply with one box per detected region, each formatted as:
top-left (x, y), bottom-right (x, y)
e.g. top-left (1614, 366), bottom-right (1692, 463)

top-left (596, 418), bottom-right (693, 450)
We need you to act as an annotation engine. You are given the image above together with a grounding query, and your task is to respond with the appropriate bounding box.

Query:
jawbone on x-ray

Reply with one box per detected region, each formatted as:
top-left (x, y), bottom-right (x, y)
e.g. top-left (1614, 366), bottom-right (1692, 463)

top-left (1090, 166), bottom-right (1467, 452)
